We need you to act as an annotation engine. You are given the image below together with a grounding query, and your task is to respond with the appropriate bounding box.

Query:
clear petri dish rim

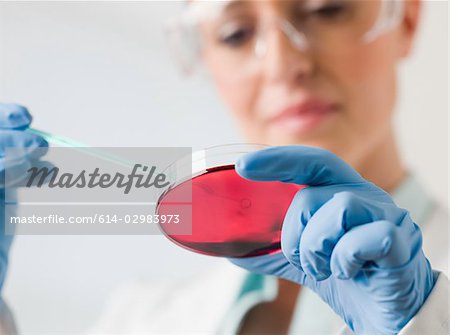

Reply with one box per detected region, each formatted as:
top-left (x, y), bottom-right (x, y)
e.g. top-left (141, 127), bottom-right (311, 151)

top-left (160, 143), bottom-right (269, 193)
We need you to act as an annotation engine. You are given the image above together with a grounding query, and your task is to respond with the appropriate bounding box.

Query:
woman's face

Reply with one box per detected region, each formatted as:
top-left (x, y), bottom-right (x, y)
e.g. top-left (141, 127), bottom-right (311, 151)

top-left (198, 0), bottom-right (419, 165)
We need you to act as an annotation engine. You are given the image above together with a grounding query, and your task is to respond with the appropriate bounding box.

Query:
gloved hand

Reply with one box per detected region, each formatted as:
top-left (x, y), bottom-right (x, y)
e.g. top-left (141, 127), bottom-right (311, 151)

top-left (230, 146), bottom-right (436, 335)
top-left (0, 103), bottom-right (49, 292)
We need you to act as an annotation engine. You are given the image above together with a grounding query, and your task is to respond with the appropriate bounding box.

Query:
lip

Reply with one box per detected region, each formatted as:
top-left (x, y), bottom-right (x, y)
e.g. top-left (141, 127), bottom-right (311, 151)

top-left (268, 99), bottom-right (339, 134)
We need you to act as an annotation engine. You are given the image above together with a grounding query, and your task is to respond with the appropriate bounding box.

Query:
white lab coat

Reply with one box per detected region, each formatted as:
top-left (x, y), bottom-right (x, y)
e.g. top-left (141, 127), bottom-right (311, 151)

top-left (89, 177), bottom-right (449, 335)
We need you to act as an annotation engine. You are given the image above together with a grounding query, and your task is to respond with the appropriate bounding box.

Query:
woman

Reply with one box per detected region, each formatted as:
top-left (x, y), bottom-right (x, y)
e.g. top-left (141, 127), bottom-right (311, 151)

top-left (92, 1), bottom-right (449, 333)
top-left (0, 0), bottom-right (448, 334)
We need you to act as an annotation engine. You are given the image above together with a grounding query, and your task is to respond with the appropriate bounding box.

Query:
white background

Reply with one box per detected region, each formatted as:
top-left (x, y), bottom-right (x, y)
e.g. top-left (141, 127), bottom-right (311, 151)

top-left (0, 1), bottom-right (448, 333)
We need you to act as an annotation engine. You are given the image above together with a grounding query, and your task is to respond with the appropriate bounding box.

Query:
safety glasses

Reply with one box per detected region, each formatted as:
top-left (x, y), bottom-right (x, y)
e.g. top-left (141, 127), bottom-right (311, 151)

top-left (165, 0), bottom-right (404, 75)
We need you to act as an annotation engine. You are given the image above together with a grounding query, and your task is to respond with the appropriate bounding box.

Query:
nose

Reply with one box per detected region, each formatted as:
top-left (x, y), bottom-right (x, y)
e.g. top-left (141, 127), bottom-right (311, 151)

top-left (260, 22), bottom-right (314, 85)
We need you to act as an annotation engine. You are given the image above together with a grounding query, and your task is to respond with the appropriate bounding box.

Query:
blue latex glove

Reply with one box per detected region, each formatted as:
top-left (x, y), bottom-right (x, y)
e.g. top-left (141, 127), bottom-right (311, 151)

top-left (230, 146), bottom-right (436, 334)
top-left (0, 103), bottom-right (49, 292)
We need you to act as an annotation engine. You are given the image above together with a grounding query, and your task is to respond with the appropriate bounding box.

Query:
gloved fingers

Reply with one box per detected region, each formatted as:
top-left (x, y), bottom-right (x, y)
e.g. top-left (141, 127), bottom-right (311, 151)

top-left (0, 157), bottom-right (34, 188)
top-left (280, 185), bottom-right (338, 270)
top-left (0, 103), bottom-right (32, 130)
top-left (297, 191), bottom-right (377, 280)
top-left (0, 130), bottom-right (49, 166)
top-left (1, 130), bottom-right (51, 189)
top-left (228, 251), bottom-right (307, 285)
top-left (235, 145), bottom-right (364, 186)
top-left (330, 220), bottom-right (412, 279)
top-left (3, 160), bottom-right (57, 189)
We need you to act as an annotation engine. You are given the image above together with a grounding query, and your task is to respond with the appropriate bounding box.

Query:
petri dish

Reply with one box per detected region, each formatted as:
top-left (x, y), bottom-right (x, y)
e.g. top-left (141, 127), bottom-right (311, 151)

top-left (156, 144), bottom-right (305, 258)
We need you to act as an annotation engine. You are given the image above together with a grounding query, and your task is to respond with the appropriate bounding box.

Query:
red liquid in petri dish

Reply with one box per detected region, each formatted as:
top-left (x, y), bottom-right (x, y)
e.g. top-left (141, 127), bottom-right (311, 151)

top-left (156, 165), bottom-right (305, 258)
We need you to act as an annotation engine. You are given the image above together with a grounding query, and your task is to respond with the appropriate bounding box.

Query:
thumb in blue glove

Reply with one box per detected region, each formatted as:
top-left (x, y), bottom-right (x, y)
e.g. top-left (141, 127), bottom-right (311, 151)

top-left (229, 146), bottom-right (436, 334)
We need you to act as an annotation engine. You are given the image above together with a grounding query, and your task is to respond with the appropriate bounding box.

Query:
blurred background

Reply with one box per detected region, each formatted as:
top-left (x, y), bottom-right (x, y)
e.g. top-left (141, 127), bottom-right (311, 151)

top-left (0, 1), bottom-right (448, 333)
